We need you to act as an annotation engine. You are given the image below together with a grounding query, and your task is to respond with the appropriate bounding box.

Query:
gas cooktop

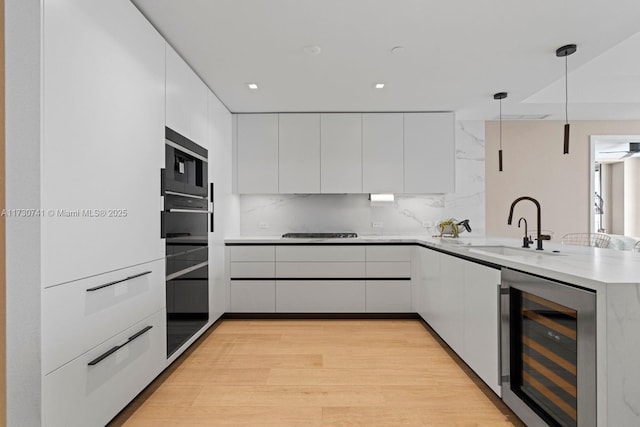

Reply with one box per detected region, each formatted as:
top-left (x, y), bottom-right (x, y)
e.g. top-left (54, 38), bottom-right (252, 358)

top-left (282, 232), bottom-right (358, 239)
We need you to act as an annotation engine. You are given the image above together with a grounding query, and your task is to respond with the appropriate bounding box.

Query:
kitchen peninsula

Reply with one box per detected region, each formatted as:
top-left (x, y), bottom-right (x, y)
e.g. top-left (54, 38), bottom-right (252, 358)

top-left (226, 235), bottom-right (640, 426)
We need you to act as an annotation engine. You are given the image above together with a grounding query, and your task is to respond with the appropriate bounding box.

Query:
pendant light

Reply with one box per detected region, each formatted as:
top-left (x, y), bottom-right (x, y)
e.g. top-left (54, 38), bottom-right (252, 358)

top-left (556, 44), bottom-right (577, 154)
top-left (494, 92), bottom-right (508, 172)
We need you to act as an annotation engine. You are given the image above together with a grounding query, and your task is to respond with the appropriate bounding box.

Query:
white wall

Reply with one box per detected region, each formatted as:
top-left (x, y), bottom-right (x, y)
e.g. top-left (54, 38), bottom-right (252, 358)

top-left (5, 0), bottom-right (42, 425)
top-left (239, 121), bottom-right (485, 236)
top-left (485, 120), bottom-right (640, 240)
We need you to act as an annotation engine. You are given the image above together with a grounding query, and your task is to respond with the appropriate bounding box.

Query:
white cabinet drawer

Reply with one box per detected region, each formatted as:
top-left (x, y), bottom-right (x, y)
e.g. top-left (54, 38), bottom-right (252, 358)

top-left (229, 245), bottom-right (275, 262)
top-left (366, 262), bottom-right (411, 278)
top-left (43, 309), bottom-right (165, 427)
top-left (365, 245), bottom-right (412, 261)
top-left (276, 262), bottom-right (365, 278)
top-left (230, 280), bottom-right (276, 312)
top-left (230, 262), bottom-right (275, 278)
top-left (366, 281), bottom-right (412, 313)
top-left (276, 245), bottom-right (365, 262)
top-left (276, 280), bottom-right (365, 313)
top-left (42, 260), bottom-right (165, 374)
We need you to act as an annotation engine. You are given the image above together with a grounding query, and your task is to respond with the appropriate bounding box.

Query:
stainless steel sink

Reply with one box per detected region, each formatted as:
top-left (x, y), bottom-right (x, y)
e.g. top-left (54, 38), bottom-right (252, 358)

top-left (467, 245), bottom-right (566, 257)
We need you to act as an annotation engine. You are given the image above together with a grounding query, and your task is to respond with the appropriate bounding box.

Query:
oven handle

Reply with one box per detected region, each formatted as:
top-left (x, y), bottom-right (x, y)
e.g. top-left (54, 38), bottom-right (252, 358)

top-left (165, 190), bottom-right (207, 200)
top-left (166, 261), bottom-right (209, 281)
top-left (500, 282), bottom-right (510, 385)
top-left (166, 209), bottom-right (213, 214)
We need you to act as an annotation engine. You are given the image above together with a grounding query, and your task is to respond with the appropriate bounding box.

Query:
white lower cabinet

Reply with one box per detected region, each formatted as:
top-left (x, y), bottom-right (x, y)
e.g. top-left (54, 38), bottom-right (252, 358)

top-left (276, 262), bottom-right (365, 278)
top-left (227, 244), bottom-right (412, 313)
top-left (42, 260), bottom-right (165, 375)
top-left (463, 262), bottom-right (501, 396)
top-left (229, 246), bottom-right (276, 278)
top-left (417, 246), bottom-right (501, 396)
top-left (230, 280), bottom-right (276, 312)
top-left (436, 254), bottom-right (466, 356)
top-left (276, 280), bottom-right (366, 313)
top-left (43, 309), bottom-right (166, 427)
top-left (365, 261), bottom-right (411, 278)
top-left (417, 247), bottom-right (440, 323)
top-left (366, 280), bottom-right (411, 312)
top-left (276, 245), bottom-right (365, 262)
top-left (229, 262), bottom-right (275, 278)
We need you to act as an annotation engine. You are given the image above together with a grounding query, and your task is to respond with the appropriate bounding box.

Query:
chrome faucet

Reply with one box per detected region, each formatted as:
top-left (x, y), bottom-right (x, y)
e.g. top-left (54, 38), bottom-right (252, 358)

top-left (517, 217), bottom-right (534, 249)
top-left (507, 196), bottom-right (551, 250)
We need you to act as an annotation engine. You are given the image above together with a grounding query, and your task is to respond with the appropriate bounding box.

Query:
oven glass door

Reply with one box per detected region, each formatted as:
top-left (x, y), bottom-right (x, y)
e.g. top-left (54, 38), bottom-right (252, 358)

top-left (164, 207), bottom-right (210, 357)
top-left (166, 258), bottom-right (208, 357)
top-left (513, 289), bottom-right (578, 427)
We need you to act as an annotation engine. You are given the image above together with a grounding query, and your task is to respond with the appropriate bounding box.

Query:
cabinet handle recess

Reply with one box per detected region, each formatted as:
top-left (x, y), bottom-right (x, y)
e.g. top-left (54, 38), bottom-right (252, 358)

top-left (86, 270), bottom-right (152, 292)
top-left (87, 325), bottom-right (153, 366)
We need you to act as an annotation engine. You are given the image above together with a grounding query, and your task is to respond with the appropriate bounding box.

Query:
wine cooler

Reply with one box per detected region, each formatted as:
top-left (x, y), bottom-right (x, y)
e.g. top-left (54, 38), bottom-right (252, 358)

top-left (501, 269), bottom-right (596, 427)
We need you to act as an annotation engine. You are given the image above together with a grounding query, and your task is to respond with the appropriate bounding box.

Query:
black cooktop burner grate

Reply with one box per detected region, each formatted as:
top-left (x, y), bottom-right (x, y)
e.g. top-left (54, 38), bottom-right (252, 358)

top-left (282, 232), bottom-right (358, 239)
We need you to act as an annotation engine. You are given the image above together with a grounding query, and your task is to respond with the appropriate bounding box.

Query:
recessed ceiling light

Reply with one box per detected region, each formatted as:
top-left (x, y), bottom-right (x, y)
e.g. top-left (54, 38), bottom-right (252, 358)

top-left (303, 45), bottom-right (322, 55)
top-left (374, 83), bottom-right (385, 89)
top-left (391, 46), bottom-right (405, 55)
top-left (246, 83), bottom-right (258, 90)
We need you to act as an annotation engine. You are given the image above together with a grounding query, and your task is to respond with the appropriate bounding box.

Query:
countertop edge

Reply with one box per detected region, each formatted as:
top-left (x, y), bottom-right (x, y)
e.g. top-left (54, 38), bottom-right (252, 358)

top-left (224, 236), bottom-right (640, 289)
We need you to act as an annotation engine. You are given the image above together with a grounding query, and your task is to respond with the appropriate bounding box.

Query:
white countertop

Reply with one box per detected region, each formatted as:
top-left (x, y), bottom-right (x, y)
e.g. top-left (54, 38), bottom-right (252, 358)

top-left (225, 235), bottom-right (640, 289)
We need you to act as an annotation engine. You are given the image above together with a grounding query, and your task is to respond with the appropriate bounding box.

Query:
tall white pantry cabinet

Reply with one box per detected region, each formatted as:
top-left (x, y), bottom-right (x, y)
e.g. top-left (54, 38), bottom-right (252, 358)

top-left (5, 0), bottom-right (235, 425)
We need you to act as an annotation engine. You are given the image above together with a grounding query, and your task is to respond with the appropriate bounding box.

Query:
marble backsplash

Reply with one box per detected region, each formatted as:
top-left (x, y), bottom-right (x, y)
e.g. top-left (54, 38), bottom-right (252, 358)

top-left (239, 120), bottom-right (486, 237)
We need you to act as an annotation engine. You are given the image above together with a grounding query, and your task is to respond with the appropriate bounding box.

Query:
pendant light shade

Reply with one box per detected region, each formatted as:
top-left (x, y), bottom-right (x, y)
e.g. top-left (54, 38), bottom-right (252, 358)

top-left (494, 92), bottom-right (508, 172)
top-left (556, 44), bottom-right (577, 155)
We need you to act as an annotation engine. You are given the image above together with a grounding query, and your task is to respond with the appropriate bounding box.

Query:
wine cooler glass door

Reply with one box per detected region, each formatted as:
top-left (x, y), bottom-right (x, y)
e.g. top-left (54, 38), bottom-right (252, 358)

top-left (501, 269), bottom-right (596, 427)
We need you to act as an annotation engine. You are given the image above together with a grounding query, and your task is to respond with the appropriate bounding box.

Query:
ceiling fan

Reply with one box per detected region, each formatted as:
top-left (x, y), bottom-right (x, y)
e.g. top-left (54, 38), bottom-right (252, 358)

top-left (600, 142), bottom-right (640, 158)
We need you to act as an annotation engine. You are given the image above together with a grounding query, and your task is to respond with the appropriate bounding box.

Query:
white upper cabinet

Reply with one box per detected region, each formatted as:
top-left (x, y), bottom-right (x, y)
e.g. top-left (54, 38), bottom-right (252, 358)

top-left (42, 0), bottom-right (165, 287)
top-left (236, 114), bottom-right (279, 193)
top-left (234, 112), bottom-right (454, 194)
top-left (320, 113), bottom-right (362, 193)
top-left (362, 113), bottom-right (404, 193)
top-left (279, 114), bottom-right (321, 193)
top-left (165, 44), bottom-right (208, 144)
top-left (404, 112), bottom-right (455, 193)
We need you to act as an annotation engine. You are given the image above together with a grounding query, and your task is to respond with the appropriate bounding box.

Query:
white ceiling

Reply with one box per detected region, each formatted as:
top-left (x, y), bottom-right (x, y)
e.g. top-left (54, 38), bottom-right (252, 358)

top-left (131, 0), bottom-right (640, 119)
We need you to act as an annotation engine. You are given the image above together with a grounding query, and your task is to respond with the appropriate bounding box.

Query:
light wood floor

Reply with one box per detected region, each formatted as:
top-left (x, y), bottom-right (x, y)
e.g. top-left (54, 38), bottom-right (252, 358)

top-left (111, 319), bottom-right (524, 427)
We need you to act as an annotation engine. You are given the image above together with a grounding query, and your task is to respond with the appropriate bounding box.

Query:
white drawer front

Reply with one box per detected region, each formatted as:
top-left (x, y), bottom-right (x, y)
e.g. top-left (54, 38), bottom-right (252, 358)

top-left (230, 280), bottom-right (276, 312)
top-left (42, 259), bottom-right (165, 374)
top-left (276, 280), bottom-right (365, 312)
top-left (43, 309), bottom-right (166, 427)
top-left (229, 245), bottom-right (275, 262)
top-left (276, 262), bottom-right (365, 278)
top-left (366, 261), bottom-right (411, 278)
top-left (230, 261), bottom-right (275, 278)
top-left (365, 245), bottom-right (412, 261)
top-left (366, 280), bottom-right (412, 312)
top-left (276, 245), bottom-right (365, 262)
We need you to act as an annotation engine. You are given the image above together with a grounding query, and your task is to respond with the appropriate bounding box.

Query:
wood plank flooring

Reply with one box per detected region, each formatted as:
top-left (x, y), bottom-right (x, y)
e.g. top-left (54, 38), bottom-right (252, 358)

top-left (110, 319), bottom-right (524, 427)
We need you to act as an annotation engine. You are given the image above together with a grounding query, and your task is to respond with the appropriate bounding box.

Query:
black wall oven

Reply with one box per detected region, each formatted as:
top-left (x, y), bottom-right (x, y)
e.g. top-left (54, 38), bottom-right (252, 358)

top-left (501, 269), bottom-right (596, 427)
top-left (162, 127), bottom-right (212, 357)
